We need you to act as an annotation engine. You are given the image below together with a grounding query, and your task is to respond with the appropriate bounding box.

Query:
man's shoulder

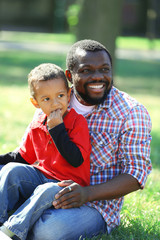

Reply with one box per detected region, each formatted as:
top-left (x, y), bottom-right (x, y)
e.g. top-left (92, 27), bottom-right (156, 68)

top-left (112, 87), bottom-right (139, 105)
top-left (113, 87), bottom-right (140, 107)
top-left (104, 87), bottom-right (142, 119)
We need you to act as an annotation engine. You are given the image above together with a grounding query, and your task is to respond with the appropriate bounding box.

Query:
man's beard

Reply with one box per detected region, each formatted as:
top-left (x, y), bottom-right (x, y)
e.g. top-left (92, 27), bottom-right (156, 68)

top-left (75, 80), bottom-right (113, 105)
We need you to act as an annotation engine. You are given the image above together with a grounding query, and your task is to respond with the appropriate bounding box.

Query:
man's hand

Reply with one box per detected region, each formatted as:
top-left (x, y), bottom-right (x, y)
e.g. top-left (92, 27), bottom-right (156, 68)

top-left (52, 180), bottom-right (89, 209)
top-left (52, 174), bottom-right (140, 209)
top-left (47, 109), bottom-right (63, 129)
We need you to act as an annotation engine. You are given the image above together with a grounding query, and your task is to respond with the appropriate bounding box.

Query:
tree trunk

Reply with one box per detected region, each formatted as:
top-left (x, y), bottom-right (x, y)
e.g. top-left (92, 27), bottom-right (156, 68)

top-left (76, 0), bottom-right (124, 64)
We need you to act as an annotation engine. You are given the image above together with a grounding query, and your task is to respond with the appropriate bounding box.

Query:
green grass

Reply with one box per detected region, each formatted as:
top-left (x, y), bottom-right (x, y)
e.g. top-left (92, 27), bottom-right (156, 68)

top-left (0, 85), bottom-right (34, 152)
top-left (116, 36), bottom-right (160, 50)
top-left (1, 31), bottom-right (160, 50)
top-left (0, 30), bottom-right (75, 44)
top-left (0, 50), bottom-right (66, 86)
top-left (0, 34), bottom-right (160, 239)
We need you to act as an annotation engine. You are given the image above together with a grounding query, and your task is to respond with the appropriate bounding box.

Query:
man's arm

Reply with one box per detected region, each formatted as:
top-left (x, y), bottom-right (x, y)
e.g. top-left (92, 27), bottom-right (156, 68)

top-left (52, 173), bottom-right (140, 209)
top-left (86, 173), bottom-right (140, 201)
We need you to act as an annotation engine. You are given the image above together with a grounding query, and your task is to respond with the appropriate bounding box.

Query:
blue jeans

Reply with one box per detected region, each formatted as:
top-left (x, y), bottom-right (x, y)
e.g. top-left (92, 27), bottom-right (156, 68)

top-left (0, 163), bottom-right (107, 240)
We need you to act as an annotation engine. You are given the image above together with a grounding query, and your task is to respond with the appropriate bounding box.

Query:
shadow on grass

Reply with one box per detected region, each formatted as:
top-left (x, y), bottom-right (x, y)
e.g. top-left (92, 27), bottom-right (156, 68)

top-left (115, 58), bottom-right (160, 78)
top-left (0, 50), bottom-right (66, 86)
top-left (115, 58), bottom-right (160, 96)
top-left (1, 50), bottom-right (160, 92)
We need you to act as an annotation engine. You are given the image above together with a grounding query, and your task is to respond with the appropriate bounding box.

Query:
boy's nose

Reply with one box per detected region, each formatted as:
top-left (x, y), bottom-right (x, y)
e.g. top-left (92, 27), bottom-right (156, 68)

top-left (51, 99), bottom-right (59, 107)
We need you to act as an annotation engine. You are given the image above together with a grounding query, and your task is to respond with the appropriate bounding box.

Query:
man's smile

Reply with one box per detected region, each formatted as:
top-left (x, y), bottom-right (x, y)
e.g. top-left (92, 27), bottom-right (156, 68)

top-left (88, 84), bottom-right (105, 89)
top-left (87, 82), bottom-right (106, 94)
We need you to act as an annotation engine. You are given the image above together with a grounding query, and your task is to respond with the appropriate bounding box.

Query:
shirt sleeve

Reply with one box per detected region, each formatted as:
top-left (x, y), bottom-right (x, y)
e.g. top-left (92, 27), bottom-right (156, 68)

top-left (49, 123), bottom-right (84, 167)
top-left (0, 152), bottom-right (28, 165)
top-left (118, 104), bottom-right (152, 188)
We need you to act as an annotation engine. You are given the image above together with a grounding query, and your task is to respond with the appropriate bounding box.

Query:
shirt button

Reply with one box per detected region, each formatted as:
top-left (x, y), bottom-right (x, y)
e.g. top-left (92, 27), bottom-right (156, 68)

top-left (49, 141), bottom-right (52, 144)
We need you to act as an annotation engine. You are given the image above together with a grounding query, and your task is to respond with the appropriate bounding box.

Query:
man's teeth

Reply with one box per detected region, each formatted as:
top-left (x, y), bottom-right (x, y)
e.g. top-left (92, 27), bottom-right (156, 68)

top-left (89, 85), bottom-right (103, 89)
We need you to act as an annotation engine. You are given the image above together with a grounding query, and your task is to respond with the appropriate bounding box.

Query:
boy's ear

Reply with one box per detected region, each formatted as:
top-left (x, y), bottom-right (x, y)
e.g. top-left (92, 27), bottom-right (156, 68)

top-left (30, 97), bottom-right (40, 108)
top-left (65, 70), bottom-right (72, 83)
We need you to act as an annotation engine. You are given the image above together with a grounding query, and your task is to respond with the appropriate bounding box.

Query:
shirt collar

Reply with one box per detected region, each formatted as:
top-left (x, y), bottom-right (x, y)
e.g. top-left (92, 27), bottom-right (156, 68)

top-left (31, 113), bottom-right (47, 129)
top-left (95, 86), bottom-right (114, 111)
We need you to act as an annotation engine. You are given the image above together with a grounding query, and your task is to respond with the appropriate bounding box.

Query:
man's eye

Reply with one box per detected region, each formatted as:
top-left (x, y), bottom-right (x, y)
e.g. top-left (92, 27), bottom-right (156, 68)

top-left (82, 69), bottom-right (90, 73)
top-left (101, 67), bottom-right (110, 72)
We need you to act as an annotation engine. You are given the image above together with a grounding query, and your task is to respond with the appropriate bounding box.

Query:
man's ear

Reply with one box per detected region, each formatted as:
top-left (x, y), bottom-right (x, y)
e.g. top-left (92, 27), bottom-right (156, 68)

top-left (30, 97), bottom-right (40, 108)
top-left (65, 70), bottom-right (72, 83)
top-left (67, 88), bottom-right (71, 103)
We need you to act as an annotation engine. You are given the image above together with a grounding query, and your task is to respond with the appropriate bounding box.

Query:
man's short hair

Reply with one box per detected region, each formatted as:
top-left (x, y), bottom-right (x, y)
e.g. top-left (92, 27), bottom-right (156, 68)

top-left (66, 39), bottom-right (112, 71)
top-left (28, 63), bottom-right (68, 97)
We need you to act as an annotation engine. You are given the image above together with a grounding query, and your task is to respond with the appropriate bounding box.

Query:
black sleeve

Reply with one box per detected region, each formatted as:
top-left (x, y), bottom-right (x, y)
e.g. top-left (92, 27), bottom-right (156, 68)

top-left (0, 152), bottom-right (28, 165)
top-left (49, 123), bottom-right (84, 168)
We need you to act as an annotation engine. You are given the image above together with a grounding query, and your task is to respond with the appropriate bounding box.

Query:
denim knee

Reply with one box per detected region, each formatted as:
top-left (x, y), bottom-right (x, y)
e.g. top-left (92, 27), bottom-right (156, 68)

top-left (33, 182), bottom-right (62, 199)
top-left (1, 162), bottom-right (26, 176)
top-left (0, 163), bottom-right (25, 182)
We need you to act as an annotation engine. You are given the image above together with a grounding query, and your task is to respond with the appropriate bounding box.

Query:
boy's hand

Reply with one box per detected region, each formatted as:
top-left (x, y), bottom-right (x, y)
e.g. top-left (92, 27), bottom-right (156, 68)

top-left (47, 109), bottom-right (63, 129)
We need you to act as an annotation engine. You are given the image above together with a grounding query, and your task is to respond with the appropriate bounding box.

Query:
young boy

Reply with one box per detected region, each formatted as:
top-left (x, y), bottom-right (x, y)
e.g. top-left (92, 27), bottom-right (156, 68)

top-left (0, 63), bottom-right (91, 240)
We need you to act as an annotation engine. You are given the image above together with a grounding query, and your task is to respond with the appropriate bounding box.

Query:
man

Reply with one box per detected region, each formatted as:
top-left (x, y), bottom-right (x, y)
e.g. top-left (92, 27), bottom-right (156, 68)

top-left (28, 39), bottom-right (152, 239)
top-left (2, 40), bottom-right (152, 240)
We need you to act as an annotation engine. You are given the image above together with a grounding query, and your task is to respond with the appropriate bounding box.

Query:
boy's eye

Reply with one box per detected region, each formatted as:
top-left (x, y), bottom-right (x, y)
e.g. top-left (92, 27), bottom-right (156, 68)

top-left (58, 94), bottom-right (64, 98)
top-left (43, 97), bottom-right (50, 102)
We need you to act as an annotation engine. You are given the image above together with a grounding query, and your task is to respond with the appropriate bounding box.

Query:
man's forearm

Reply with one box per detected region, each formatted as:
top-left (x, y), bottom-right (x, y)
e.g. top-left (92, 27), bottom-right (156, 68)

top-left (86, 173), bottom-right (140, 202)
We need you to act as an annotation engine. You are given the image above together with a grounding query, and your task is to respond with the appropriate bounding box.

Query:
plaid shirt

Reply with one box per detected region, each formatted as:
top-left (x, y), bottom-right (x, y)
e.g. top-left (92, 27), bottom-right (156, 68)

top-left (80, 86), bottom-right (152, 231)
top-left (20, 86), bottom-right (152, 232)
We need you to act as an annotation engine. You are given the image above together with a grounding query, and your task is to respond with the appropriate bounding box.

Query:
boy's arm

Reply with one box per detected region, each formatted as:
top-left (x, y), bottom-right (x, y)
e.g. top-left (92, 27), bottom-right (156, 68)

top-left (49, 123), bottom-right (84, 167)
top-left (0, 152), bottom-right (28, 165)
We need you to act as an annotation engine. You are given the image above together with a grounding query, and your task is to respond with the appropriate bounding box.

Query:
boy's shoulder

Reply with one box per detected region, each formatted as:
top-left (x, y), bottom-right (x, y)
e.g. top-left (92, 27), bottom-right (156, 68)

top-left (64, 108), bottom-right (87, 129)
top-left (30, 110), bottom-right (47, 129)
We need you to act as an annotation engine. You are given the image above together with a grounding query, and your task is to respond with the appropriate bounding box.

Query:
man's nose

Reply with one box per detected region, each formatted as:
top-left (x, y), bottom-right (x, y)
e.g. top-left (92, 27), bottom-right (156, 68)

top-left (92, 70), bottom-right (103, 80)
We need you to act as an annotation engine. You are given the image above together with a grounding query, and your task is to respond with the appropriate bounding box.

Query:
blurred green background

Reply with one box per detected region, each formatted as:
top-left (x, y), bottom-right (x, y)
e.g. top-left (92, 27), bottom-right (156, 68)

top-left (0, 0), bottom-right (160, 239)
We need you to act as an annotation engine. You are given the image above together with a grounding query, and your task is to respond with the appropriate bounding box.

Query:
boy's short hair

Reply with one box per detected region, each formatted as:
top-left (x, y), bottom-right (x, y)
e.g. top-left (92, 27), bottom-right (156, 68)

top-left (66, 39), bottom-right (112, 71)
top-left (28, 63), bottom-right (69, 98)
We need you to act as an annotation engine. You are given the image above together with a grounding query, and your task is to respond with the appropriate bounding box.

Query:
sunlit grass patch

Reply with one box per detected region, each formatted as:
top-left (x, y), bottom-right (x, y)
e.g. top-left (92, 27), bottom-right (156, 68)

top-left (0, 31), bottom-right (75, 44)
top-left (116, 36), bottom-right (160, 50)
top-left (0, 85), bottom-right (34, 151)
